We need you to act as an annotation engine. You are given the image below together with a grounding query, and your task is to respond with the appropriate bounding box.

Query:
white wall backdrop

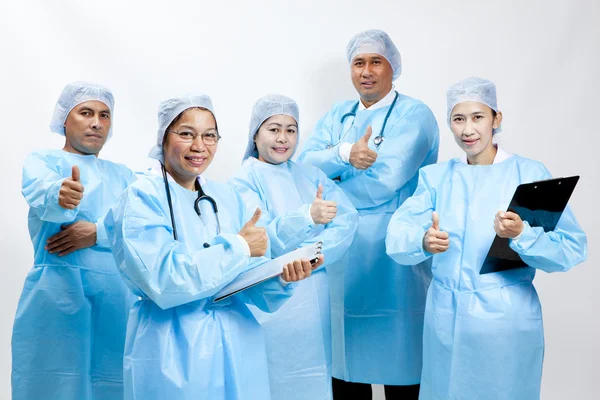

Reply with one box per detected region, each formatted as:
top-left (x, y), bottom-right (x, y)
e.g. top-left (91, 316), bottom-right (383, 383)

top-left (1, 1), bottom-right (598, 399)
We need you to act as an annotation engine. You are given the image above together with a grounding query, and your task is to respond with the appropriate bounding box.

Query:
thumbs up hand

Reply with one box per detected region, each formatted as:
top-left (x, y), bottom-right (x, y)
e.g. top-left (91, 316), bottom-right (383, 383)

top-left (423, 211), bottom-right (450, 254)
top-left (349, 126), bottom-right (378, 170)
top-left (310, 184), bottom-right (338, 225)
top-left (58, 165), bottom-right (85, 210)
top-left (494, 211), bottom-right (524, 239)
top-left (238, 208), bottom-right (268, 257)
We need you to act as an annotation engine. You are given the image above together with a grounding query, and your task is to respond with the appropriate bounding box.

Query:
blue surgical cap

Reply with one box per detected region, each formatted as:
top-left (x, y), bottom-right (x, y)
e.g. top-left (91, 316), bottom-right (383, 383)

top-left (49, 82), bottom-right (115, 139)
top-left (346, 30), bottom-right (402, 81)
top-left (242, 94), bottom-right (300, 162)
top-left (446, 77), bottom-right (502, 135)
top-left (148, 94), bottom-right (216, 162)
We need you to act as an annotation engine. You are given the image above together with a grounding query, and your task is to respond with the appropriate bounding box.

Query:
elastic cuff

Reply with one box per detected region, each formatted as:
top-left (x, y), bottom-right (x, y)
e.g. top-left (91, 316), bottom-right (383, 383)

top-left (236, 234), bottom-right (251, 257)
top-left (306, 204), bottom-right (316, 226)
top-left (338, 142), bottom-right (354, 164)
top-left (95, 221), bottom-right (109, 248)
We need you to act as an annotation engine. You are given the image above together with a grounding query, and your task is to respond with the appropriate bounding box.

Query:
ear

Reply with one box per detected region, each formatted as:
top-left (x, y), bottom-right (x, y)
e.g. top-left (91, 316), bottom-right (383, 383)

top-left (493, 111), bottom-right (503, 129)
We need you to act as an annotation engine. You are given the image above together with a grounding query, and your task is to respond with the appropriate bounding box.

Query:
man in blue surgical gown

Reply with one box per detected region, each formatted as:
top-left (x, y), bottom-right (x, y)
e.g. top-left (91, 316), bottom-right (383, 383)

top-left (297, 30), bottom-right (439, 398)
top-left (11, 82), bottom-right (137, 400)
top-left (230, 94), bottom-right (358, 400)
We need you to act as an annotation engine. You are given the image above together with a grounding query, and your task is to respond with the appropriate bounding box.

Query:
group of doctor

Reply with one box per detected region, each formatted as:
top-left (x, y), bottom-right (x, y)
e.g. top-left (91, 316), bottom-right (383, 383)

top-left (11, 29), bottom-right (587, 400)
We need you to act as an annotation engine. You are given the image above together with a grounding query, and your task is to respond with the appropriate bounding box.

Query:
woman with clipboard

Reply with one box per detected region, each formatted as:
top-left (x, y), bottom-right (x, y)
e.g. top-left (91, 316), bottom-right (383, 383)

top-left (385, 77), bottom-right (587, 400)
top-left (103, 94), bottom-right (323, 400)
top-left (230, 95), bottom-right (358, 400)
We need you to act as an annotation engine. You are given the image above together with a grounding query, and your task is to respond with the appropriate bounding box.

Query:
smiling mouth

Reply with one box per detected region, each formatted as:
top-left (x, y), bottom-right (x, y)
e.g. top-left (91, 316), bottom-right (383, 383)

top-left (463, 139), bottom-right (479, 146)
top-left (185, 156), bottom-right (206, 166)
top-left (272, 147), bottom-right (289, 153)
top-left (361, 82), bottom-right (376, 87)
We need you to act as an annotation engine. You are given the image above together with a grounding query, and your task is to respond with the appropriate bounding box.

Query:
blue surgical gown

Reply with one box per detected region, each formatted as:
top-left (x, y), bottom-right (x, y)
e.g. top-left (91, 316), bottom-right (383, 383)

top-left (385, 155), bottom-right (587, 400)
top-left (104, 173), bottom-right (296, 400)
top-left (12, 149), bottom-right (137, 400)
top-left (297, 94), bottom-right (439, 384)
top-left (230, 157), bottom-right (358, 400)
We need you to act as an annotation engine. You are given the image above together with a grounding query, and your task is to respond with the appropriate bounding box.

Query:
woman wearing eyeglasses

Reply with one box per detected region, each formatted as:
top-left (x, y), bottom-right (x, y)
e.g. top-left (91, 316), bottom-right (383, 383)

top-left (104, 94), bottom-right (323, 400)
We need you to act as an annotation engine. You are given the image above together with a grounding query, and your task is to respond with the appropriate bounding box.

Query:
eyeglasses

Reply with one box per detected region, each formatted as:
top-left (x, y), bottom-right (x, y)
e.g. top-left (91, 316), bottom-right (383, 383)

top-left (169, 129), bottom-right (221, 145)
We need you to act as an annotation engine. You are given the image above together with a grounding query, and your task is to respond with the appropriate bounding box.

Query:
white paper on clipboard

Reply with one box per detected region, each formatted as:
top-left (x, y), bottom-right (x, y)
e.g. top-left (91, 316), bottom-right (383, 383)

top-left (213, 241), bottom-right (323, 303)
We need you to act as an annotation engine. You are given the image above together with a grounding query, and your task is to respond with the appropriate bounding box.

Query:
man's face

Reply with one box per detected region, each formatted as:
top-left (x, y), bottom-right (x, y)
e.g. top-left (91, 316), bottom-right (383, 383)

top-left (63, 100), bottom-right (111, 155)
top-left (350, 53), bottom-right (394, 107)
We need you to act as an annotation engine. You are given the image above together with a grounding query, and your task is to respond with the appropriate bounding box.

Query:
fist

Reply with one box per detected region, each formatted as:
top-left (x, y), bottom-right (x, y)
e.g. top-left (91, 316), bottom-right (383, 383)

top-left (59, 165), bottom-right (84, 210)
top-left (238, 208), bottom-right (268, 257)
top-left (310, 184), bottom-right (337, 225)
top-left (349, 126), bottom-right (378, 170)
top-left (423, 211), bottom-right (450, 254)
top-left (494, 211), bottom-right (524, 239)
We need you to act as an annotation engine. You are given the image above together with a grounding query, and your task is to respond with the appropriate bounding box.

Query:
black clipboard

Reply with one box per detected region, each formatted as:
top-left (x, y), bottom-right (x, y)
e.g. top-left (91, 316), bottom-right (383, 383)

top-left (479, 176), bottom-right (580, 274)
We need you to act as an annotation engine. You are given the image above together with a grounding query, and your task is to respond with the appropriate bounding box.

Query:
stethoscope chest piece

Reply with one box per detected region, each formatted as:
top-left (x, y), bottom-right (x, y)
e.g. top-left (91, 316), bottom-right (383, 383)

top-left (373, 135), bottom-right (384, 146)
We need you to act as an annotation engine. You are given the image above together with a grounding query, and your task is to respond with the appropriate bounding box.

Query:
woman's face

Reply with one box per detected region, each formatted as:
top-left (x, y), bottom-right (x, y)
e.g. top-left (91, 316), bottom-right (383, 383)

top-left (450, 101), bottom-right (502, 162)
top-left (254, 114), bottom-right (298, 164)
top-left (163, 108), bottom-right (218, 189)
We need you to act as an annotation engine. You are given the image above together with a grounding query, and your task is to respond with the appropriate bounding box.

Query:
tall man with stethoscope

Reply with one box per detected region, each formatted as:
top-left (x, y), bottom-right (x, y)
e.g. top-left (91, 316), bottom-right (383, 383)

top-left (297, 30), bottom-right (439, 399)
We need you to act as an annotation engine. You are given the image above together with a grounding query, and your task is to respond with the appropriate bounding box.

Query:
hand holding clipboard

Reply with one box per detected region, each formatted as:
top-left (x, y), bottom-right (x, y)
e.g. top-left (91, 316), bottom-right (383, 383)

top-left (480, 176), bottom-right (580, 274)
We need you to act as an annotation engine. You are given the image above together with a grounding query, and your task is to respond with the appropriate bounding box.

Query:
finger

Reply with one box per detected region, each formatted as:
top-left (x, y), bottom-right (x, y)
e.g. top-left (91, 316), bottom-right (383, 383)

top-left (61, 202), bottom-right (78, 210)
top-left (435, 230), bottom-right (448, 240)
top-left (436, 244), bottom-right (449, 252)
top-left (46, 229), bottom-right (70, 244)
top-left (71, 165), bottom-right (80, 182)
top-left (361, 126), bottom-right (373, 143)
top-left (58, 246), bottom-right (77, 257)
top-left (288, 261), bottom-right (298, 281)
top-left (316, 184), bottom-right (323, 200)
top-left (301, 259), bottom-right (312, 277)
top-left (281, 266), bottom-right (290, 282)
top-left (64, 199), bottom-right (81, 207)
top-left (366, 149), bottom-right (378, 158)
top-left (504, 211), bottom-right (520, 221)
top-left (65, 181), bottom-right (84, 193)
top-left (244, 208), bottom-right (262, 227)
top-left (64, 190), bottom-right (84, 200)
top-left (47, 240), bottom-right (75, 254)
top-left (438, 238), bottom-right (450, 247)
top-left (432, 211), bottom-right (440, 231)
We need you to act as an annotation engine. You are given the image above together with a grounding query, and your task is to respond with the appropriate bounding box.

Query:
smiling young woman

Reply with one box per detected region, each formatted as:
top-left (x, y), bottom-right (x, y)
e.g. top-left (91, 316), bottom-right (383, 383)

top-left (385, 77), bottom-right (587, 400)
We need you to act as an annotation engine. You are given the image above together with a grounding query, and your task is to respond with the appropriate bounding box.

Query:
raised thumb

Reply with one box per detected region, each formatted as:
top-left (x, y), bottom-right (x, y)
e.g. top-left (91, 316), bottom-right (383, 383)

top-left (361, 126), bottom-right (373, 143)
top-left (431, 211), bottom-right (440, 230)
top-left (316, 183), bottom-right (323, 200)
top-left (245, 208), bottom-right (262, 227)
top-left (71, 165), bottom-right (80, 182)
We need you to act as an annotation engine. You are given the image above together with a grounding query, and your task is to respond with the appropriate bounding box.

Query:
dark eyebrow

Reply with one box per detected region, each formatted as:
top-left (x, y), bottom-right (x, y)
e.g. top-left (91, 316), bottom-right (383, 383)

top-left (265, 122), bottom-right (283, 127)
top-left (177, 124), bottom-right (195, 129)
top-left (79, 106), bottom-right (111, 115)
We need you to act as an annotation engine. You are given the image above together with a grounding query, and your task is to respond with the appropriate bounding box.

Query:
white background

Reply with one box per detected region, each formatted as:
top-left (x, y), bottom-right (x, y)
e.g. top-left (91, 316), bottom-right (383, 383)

top-left (0, 1), bottom-right (598, 399)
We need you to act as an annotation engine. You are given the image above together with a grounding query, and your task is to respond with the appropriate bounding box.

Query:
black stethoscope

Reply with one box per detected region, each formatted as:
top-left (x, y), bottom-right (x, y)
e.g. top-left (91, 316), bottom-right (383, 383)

top-left (327, 91), bottom-right (399, 149)
top-left (161, 163), bottom-right (221, 243)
